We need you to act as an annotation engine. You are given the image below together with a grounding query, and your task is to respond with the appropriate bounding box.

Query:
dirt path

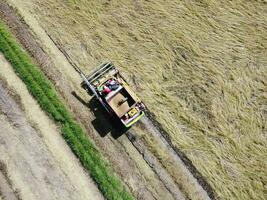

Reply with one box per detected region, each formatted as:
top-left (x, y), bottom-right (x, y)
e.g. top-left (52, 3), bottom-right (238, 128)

top-left (0, 166), bottom-right (19, 200)
top-left (0, 54), bottom-right (104, 200)
top-left (0, 1), bottom-right (213, 199)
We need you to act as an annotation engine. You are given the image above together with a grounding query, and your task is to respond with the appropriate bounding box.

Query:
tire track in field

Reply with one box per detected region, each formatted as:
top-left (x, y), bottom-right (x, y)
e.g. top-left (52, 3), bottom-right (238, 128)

top-left (143, 112), bottom-right (216, 199)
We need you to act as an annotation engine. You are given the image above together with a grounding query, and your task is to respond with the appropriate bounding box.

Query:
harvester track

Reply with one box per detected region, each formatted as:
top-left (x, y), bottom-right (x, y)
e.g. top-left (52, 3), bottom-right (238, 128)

top-left (142, 113), bottom-right (216, 199)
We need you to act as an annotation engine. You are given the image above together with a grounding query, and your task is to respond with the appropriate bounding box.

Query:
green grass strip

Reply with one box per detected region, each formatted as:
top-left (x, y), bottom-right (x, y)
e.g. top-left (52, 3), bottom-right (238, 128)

top-left (0, 22), bottom-right (134, 200)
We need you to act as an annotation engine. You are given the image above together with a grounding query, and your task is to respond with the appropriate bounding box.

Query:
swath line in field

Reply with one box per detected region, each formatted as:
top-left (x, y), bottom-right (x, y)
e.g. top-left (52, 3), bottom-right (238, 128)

top-left (144, 111), bottom-right (216, 200)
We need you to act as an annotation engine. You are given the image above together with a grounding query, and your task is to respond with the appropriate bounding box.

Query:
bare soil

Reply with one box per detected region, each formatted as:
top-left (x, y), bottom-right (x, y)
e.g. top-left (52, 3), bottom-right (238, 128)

top-left (0, 162), bottom-right (20, 200)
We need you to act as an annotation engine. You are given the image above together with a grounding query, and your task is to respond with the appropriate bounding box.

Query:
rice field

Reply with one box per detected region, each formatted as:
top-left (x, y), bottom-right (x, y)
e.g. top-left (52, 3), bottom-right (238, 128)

top-left (0, 22), bottom-right (134, 200)
top-left (16, 0), bottom-right (267, 199)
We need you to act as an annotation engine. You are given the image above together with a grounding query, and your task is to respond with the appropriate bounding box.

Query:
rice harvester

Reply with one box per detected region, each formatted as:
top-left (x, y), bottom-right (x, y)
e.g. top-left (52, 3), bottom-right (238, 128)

top-left (79, 62), bottom-right (145, 128)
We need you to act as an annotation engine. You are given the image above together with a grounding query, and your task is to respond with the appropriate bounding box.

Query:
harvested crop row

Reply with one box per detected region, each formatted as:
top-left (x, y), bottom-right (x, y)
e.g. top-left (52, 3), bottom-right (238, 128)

top-left (0, 22), bottom-right (134, 200)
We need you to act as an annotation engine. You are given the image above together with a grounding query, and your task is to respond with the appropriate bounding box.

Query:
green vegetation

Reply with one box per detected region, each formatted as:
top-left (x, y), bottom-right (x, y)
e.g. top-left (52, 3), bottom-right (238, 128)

top-left (0, 22), bottom-right (134, 200)
top-left (32, 1), bottom-right (267, 199)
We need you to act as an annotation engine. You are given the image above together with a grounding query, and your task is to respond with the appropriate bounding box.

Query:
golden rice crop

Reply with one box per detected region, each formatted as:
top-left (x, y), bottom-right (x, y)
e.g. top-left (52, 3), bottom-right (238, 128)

top-left (30, 0), bottom-right (267, 199)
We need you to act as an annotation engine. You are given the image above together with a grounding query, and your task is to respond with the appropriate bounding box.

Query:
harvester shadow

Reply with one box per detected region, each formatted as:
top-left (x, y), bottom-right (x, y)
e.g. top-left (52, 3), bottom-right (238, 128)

top-left (71, 91), bottom-right (128, 139)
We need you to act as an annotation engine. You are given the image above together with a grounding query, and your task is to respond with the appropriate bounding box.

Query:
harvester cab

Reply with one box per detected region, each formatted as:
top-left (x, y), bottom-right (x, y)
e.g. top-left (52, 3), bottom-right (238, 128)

top-left (81, 62), bottom-right (145, 128)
